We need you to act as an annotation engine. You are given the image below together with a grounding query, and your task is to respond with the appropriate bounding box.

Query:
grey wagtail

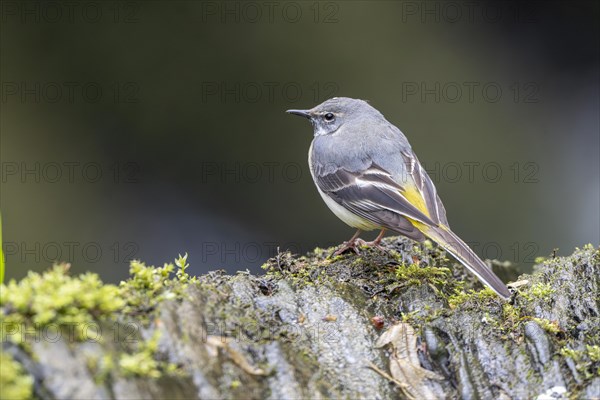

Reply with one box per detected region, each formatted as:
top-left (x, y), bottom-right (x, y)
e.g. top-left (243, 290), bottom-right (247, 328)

top-left (287, 97), bottom-right (511, 300)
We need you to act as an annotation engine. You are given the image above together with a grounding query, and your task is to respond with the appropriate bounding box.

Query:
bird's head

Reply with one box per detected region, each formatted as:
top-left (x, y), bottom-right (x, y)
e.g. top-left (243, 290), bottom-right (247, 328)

top-left (287, 97), bottom-right (378, 137)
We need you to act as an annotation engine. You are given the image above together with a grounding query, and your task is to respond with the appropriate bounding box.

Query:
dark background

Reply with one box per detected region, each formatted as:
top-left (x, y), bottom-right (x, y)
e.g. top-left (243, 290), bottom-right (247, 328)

top-left (1, 0), bottom-right (598, 283)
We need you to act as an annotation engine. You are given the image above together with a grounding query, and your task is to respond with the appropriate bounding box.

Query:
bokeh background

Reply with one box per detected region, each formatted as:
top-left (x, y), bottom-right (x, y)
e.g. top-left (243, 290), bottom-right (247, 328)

top-left (1, 0), bottom-right (598, 283)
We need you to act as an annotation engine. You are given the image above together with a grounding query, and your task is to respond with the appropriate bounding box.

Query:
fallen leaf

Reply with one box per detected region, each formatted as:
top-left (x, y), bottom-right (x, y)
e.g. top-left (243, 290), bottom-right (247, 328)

top-left (373, 322), bottom-right (444, 399)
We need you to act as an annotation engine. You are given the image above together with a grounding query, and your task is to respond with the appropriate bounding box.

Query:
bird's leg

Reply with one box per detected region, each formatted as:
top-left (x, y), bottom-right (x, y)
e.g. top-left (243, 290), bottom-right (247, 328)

top-left (333, 229), bottom-right (364, 256)
top-left (363, 229), bottom-right (387, 251)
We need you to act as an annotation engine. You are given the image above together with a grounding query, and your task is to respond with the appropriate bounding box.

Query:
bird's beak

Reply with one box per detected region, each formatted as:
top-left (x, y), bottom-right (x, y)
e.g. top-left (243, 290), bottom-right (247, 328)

top-left (286, 109), bottom-right (311, 119)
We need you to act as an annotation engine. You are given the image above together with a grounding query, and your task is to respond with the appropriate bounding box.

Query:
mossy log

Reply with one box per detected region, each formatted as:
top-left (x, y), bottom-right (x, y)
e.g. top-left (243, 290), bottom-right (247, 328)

top-left (1, 238), bottom-right (599, 399)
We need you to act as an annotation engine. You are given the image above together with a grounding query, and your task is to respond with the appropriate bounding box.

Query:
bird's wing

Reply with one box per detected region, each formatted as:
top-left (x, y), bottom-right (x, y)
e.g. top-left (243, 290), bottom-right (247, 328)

top-left (316, 159), bottom-right (511, 299)
top-left (315, 161), bottom-right (438, 230)
top-left (398, 149), bottom-right (449, 226)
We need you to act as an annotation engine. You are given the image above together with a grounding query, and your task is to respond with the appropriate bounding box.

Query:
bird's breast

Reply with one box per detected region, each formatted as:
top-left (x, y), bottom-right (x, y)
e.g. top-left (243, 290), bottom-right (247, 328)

top-left (308, 140), bottom-right (380, 231)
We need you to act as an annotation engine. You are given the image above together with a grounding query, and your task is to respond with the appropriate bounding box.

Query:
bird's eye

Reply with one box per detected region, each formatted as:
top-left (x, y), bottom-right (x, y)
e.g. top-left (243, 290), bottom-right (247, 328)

top-left (324, 113), bottom-right (335, 122)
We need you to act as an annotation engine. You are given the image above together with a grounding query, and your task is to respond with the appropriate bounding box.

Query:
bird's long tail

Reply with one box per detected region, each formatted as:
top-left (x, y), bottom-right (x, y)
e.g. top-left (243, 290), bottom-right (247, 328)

top-left (421, 224), bottom-right (511, 300)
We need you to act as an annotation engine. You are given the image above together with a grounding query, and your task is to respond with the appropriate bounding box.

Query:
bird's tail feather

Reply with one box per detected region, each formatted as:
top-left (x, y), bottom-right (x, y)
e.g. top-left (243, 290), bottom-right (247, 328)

top-left (423, 225), bottom-right (511, 300)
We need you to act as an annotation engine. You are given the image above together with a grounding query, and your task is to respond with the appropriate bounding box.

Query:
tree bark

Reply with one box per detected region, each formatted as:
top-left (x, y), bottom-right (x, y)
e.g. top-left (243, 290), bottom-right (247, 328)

top-left (2, 238), bottom-right (599, 399)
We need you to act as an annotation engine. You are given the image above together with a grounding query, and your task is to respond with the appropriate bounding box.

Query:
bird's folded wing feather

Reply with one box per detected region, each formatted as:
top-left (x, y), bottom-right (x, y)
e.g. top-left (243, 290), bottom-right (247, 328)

top-left (315, 162), bottom-right (439, 230)
top-left (398, 150), bottom-right (448, 227)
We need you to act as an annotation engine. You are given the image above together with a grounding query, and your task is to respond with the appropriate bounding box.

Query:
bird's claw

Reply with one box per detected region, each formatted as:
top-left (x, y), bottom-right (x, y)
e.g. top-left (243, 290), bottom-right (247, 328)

top-left (332, 239), bottom-right (364, 256)
top-left (362, 240), bottom-right (386, 252)
top-left (332, 238), bottom-right (385, 257)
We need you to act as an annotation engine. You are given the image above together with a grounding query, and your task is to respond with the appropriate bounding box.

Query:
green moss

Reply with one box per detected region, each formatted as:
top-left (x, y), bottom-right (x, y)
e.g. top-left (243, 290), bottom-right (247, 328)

top-left (0, 264), bottom-right (124, 343)
top-left (327, 254), bottom-right (345, 263)
top-left (560, 344), bottom-right (600, 379)
top-left (174, 253), bottom-right (196, 285)
top-left (520, 282), bottom-right (555, 302)
top-left (0, 253), bottom-right (196, 346)
top-left (501, 303), bottom-right (521, 331)
top-left (560, 346), bottom-right (596, 378)
top-left (0, 255), bottom-right (195, 382)
top-left (495, 297), bottom-right (563, 337)
top-left (118, 330), bottom-right (177, 378)
top-left (260, 250), bottom-right (330, 288)
top-left (310, 247), bottom-right (330, 258)
top-left (0, 352), bottom-right (33, 400)
top-left (119, 253), bottom-right (196, 321)
top-left (400, 311), bottom-right (419, 323)
top-left (586, 345), bottom-right (600, 363)
top-left (560, 346), bottom-right (583, 360)
top-left (447, 288), bottom-right (497, 309)
top-left (395, 263), bottom-right (450, 287)
top-left (530, 317), bottom-right (561, 335)
top-left (86, 354), bottom-right (115, 384)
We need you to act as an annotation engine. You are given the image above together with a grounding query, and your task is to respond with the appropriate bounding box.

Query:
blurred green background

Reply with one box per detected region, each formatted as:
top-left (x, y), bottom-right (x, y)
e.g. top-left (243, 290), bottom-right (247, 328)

top-left (1, 0), bottom-right (598, 283)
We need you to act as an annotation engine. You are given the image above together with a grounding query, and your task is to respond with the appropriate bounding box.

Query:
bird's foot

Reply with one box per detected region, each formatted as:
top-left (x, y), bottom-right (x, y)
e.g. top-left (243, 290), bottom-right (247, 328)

top-left (332, 238), bottom-right (385, 256)
top-left (333, 238), bottom-right (366, 256)
top-left (360, 239), bottom-right (387, 252)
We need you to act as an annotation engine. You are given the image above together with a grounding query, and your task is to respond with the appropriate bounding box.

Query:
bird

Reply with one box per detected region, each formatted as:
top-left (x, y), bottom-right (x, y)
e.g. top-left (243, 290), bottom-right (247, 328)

top-left (286, 97), bottom-right (511, 299)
